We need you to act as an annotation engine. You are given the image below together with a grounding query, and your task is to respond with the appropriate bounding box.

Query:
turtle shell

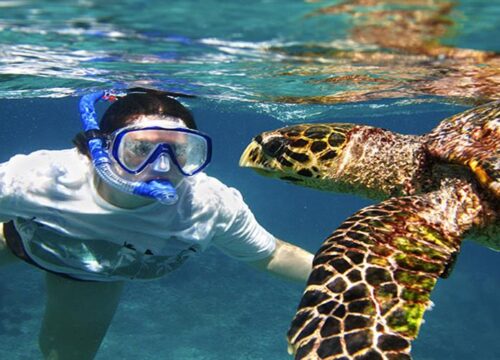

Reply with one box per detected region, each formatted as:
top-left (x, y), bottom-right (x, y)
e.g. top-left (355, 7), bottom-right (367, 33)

top-left (425, 101), bottom-right (500, 198)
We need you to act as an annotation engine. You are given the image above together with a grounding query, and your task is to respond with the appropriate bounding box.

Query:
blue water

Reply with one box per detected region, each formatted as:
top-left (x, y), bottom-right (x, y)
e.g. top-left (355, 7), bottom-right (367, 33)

top-left (0, 1), bottom-right (499, 359)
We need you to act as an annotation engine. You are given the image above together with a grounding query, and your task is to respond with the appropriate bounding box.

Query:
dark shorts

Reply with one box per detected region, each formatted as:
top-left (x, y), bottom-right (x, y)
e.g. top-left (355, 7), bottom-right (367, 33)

top-left (3, 221), bottom-right (91, 282)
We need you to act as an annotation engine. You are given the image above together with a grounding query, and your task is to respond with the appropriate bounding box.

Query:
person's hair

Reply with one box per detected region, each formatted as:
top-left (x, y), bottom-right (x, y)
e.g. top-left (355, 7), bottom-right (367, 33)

top-left (73, 88), bottom-right (197, 157)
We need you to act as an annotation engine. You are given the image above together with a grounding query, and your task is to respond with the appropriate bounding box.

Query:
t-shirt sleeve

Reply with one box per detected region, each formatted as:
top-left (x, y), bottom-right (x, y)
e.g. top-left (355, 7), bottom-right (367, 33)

top-left (211, 185), bottom-right (276, 262)
top-left (0, 160), bottom-right (17, 222)
top-left (0, 151), bottom-right (56, 222)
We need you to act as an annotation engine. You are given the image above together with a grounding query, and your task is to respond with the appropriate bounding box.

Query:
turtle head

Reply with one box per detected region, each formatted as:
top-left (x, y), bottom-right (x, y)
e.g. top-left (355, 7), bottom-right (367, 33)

top-left (240, 123), bottom-right (356, 190)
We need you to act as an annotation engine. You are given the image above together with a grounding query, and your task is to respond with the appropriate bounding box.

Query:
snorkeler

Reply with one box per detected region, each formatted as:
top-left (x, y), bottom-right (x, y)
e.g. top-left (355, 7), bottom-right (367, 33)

top-left (0, 88), bottom-right (313, 359)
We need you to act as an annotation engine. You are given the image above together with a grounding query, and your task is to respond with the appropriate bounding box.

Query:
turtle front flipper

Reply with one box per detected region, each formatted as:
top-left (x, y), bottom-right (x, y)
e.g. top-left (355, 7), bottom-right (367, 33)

top-left (425, 100), bottom-right (499, 198)
top-left (287, 181), bottom-right (486, 360)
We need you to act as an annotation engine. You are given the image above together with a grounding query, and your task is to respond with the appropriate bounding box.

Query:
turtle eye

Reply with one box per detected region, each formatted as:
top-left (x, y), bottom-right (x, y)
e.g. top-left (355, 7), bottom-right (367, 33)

top-left (262, 137), bottom-right (287, 158)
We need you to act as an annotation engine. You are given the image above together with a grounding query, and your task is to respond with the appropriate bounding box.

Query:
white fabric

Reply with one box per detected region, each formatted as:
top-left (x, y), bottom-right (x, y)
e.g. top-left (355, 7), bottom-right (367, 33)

top-left (0, 149), bottom-right (276, 281)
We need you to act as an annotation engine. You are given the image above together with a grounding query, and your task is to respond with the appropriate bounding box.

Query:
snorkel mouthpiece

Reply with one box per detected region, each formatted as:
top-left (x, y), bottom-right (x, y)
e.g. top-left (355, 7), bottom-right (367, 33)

top-left (78, 90), bottom-right (179, 205)
top-left (134, 179), bottom-right (178, 205)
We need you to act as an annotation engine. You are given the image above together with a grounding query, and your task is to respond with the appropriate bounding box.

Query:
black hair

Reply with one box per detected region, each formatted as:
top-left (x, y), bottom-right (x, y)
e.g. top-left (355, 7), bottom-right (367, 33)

top-left (73, 88), bottom-right (197, 157)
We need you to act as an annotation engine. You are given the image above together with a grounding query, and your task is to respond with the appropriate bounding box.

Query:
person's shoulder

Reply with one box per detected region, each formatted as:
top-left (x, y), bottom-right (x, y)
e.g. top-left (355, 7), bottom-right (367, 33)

top-left (186, 173), bottom-right (248, 220)
top-left (188, 173), bottom-right (242, 201)
top-left (5, 147), bottom-right (81, 162)
top-left (0, 148), bottom-right (90, 192)
top-left (3, 148), bottom-right (87, 173)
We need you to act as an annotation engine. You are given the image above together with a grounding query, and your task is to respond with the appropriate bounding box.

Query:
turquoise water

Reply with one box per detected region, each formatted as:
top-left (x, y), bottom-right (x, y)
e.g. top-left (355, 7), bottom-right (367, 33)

top-left (0, 1), bottom-right (499, 359)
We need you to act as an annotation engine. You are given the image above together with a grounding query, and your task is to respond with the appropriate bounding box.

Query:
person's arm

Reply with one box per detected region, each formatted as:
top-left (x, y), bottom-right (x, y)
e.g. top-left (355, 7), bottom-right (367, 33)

top-left (208, 179), bottom-right (313, 283)
top-left (247, 238), bottom-right (313, 283)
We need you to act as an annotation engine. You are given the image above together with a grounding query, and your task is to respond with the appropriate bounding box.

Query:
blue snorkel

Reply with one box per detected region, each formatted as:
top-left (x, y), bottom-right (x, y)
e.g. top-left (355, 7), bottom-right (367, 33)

top-left (78, 90), bottom-right (179, 205)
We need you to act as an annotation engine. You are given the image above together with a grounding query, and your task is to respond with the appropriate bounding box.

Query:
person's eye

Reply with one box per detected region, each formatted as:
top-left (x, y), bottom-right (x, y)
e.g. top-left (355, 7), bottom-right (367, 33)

top-left (173, 144), bottom-right (188, 158)
top-left (132, 141), bottom-right (154, 156)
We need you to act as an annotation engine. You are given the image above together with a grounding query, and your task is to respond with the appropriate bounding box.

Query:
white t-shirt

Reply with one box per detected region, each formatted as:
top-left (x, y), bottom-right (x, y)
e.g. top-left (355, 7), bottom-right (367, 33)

top-left (0, 149), bottom-right (276, 281)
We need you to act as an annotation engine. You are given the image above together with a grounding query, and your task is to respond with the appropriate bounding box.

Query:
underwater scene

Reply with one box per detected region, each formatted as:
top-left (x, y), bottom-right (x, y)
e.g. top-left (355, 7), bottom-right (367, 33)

top-left (0, 0), bottom-right (498, 359)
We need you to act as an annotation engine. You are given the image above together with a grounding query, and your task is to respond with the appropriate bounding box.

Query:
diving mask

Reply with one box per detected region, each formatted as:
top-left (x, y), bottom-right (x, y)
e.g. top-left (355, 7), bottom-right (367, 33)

top-left (109, 121), bottom-right (212, 178)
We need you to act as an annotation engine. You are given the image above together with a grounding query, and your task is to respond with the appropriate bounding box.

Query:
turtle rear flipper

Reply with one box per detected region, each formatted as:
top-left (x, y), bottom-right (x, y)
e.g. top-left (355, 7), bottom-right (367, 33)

top-left (425, 100), bottom-right (499, 197)
top-left (287, 180), bottom-right (485, 360)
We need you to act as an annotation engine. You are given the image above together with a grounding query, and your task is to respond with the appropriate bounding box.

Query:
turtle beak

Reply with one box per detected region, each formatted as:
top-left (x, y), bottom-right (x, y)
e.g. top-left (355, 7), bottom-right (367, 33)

top-left (239, 139), bottom-right (264, 169)
top-left (240, 138), bottom-right (280, 178)
top-left (241, 134), bottom-right (294, 180)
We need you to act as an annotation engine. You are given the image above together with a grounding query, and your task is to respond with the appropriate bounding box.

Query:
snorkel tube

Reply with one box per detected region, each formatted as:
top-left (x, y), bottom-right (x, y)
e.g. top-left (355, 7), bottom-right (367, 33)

top-left (78, 90), bottom-right (179, 205)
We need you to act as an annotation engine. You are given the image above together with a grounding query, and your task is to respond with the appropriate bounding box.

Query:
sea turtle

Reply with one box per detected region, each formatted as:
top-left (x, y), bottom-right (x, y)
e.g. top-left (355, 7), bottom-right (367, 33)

top-left (239, 101), bottom-right (499, 360)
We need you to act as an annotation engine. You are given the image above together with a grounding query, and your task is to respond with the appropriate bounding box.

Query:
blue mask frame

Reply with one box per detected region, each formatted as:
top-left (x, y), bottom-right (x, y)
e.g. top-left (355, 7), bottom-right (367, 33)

top-left (110, 126), bottom-right (212, 176)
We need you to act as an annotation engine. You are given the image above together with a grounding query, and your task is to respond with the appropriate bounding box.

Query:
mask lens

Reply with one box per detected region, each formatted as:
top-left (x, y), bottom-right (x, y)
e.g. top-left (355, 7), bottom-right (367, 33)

top-left (117, 132), bottom-right (158, 171)
top-left (172, 134), bottom-right (208, 175)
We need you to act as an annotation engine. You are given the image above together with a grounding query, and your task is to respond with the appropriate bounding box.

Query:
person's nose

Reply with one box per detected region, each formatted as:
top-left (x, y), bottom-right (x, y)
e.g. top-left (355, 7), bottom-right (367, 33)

top-left (152, 153), bottom-right (171, 172)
